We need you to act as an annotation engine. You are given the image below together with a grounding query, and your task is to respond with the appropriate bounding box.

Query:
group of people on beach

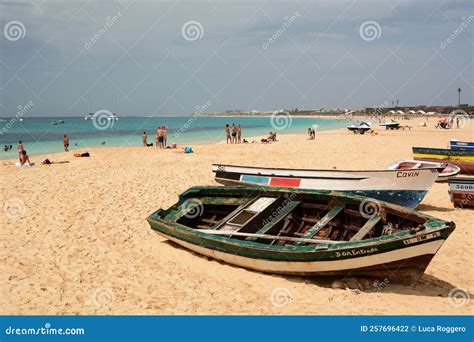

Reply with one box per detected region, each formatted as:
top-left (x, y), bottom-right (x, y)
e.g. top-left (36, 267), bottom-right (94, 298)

top-left (225, 123), bottom-right (243, 144)
top-left (142, 126), bottom-right (168, 148)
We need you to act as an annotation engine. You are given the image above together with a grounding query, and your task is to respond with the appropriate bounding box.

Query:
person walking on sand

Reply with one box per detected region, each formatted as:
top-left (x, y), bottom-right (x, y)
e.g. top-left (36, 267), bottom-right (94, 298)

top-left (63, 134), bottom-right (69, 151)
top-left (142, 131), bottom-right (147, 147)
top-left (225, 124), bottom-right (231, 144)
top-left (18, 140), bottom-right (24, 160)
top-left (237, 124), bottom-right (242, 143)
top-left (231, 123), bottom-right (237, 144)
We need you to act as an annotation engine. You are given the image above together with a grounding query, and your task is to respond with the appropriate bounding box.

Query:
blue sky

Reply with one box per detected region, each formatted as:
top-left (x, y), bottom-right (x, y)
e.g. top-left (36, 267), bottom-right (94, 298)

top-left (0, 0), bottom-right (472, 117)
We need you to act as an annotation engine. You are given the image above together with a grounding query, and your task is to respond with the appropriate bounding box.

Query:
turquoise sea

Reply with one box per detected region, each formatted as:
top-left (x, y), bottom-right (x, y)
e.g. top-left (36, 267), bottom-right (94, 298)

top-left (0, 116), bottom-right (352, 160)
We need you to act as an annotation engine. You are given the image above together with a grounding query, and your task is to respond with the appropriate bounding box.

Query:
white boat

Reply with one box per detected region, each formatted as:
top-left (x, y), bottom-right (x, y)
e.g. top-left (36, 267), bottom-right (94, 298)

top-left (212, 164), bottom-right (443, 209)
top-left (84, 112), bottom-right (94, 120)
top-left (386, 160), bottom-right (460, 182)
top-left (347, 122), bottom-right (371, 134)
top-left (379, 121), bottom-right (400, 129)
top-left (107, 112), bottom-right (119, 121)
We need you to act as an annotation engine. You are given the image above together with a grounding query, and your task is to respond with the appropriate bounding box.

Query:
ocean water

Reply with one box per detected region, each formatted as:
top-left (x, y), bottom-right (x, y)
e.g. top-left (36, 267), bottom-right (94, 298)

top-left (0, 116), bottom-right (352, 159)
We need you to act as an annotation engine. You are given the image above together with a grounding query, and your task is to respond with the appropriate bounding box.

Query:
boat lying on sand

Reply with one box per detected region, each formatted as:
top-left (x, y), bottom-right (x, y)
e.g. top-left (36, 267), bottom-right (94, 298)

top-left (147, 186), bottom-right (455, 284)
top-left (448, 177), bottom-right (474, 208)
top-left (387, 159), bottom-right (459, 182)
top-left (347, 122), bottom-right (371, 134)
top-left (450, 140), bottom-right (474, 151)
top-left (211, 164), bottom-right (442, 209)
top-left (412, 147), bottom-right (474, 174)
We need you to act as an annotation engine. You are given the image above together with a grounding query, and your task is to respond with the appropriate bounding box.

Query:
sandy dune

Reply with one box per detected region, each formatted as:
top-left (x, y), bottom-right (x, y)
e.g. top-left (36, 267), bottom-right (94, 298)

top-left (1, 119), bottom-right (473, 315)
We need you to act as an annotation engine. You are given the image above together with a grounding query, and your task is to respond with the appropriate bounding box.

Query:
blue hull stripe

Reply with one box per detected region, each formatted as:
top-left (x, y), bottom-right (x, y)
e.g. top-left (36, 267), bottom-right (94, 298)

top-left (241, 175), bottom-right (270, 185)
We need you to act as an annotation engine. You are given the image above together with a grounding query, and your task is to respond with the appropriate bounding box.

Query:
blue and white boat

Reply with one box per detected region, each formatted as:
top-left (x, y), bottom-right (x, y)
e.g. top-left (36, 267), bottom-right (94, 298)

top-left (450, 139), bottom-right (474, 151)
top-left (212, 164), bottom-right (443, 209)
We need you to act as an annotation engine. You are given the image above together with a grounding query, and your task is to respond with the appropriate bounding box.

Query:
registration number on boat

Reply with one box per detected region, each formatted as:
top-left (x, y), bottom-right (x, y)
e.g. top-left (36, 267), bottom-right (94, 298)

top-left (403, 232), bottom-right (441, 245)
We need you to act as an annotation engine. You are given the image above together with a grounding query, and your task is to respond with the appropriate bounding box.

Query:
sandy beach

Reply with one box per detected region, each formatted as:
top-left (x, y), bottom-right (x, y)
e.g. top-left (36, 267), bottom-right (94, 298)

top-left (1, 119), bottom-right (473, 315)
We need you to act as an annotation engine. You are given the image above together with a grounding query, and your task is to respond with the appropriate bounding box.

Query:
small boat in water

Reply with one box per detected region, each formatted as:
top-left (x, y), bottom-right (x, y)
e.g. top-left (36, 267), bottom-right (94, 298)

top-left (448, 177), bottom-right (474, 208)
top-left (84, 112), bottom-right (94, 120)
top-left (450, 139), bottom-right (474, 151)
top-left (412, 147), bottom-right (474, 174)
top-left (347, 122), bottom-right (371, 134)
top-left (386, 159), bottom-right (459, 182)
top-left (147, 186), bottom-right (455, 284)
top-left (212, 164), bottom-right (442, 208)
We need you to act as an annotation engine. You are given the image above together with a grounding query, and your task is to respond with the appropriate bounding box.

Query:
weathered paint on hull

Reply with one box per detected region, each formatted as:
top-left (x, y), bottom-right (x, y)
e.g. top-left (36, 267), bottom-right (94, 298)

top-left (160, 233), bottom-right (443, 284)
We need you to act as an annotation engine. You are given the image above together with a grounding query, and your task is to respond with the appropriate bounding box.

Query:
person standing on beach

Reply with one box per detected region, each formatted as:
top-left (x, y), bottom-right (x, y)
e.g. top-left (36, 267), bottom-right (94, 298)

top-left (63, 134), bottom-right (69, 151)
top-left (155, 126), bottom-right (161, 148)
top-left (231, 123), bottom-right (237, 144)
top-left (225, 124), bottom-right (231, 144)
top-left (157, 126), bottom-right (164, 148)
top-left (142, 131), bottom-right (147, 147)
top-left (163, 126), bottom-right (168, 147)
top-left (18, 140), bottom-right (24, 160)
top-left (237, 124), bottom-right (242, 143)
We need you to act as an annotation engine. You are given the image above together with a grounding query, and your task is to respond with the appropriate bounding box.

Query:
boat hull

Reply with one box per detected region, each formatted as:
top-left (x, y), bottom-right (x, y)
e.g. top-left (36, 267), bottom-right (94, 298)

top-left (448, 177), bottom-right (474, 208)
top-left (386, 159), bottom-right (460, 182)
top-left (149, 219), bottom-right (451, 284)
top-left (212, 164), bottom-right (440, 208)
top-left (413, 147), bottom-right (474, 174)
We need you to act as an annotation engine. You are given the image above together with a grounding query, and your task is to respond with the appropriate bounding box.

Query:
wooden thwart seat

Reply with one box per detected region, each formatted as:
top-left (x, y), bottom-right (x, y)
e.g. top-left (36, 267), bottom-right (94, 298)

top-left (295, 205), bottom-right (343, 245)
top-left (246, 200), bottom-right (301, 241)
top-left (350, 214), bottom-right (381, 242)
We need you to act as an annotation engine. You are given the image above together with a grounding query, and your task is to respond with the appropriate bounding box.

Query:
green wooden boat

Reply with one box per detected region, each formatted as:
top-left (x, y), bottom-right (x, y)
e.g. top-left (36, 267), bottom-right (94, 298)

top-left (147, 186), bottom-right (455, 284)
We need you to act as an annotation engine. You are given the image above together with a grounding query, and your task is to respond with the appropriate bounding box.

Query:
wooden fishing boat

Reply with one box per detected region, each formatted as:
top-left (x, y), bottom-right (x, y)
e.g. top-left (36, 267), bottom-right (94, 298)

top-left (147, 186), bottom-right (455, 284)
top-left (450, 139), bottom-right (474, 151)
top-left (448, 177), bottom-right (474, 208)
top-left (412, 147), bottom-right (474, 174)
top-left (386, 159), bottom-right (460, 182)
top-left (211, 164), bottom-right (442, 209)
